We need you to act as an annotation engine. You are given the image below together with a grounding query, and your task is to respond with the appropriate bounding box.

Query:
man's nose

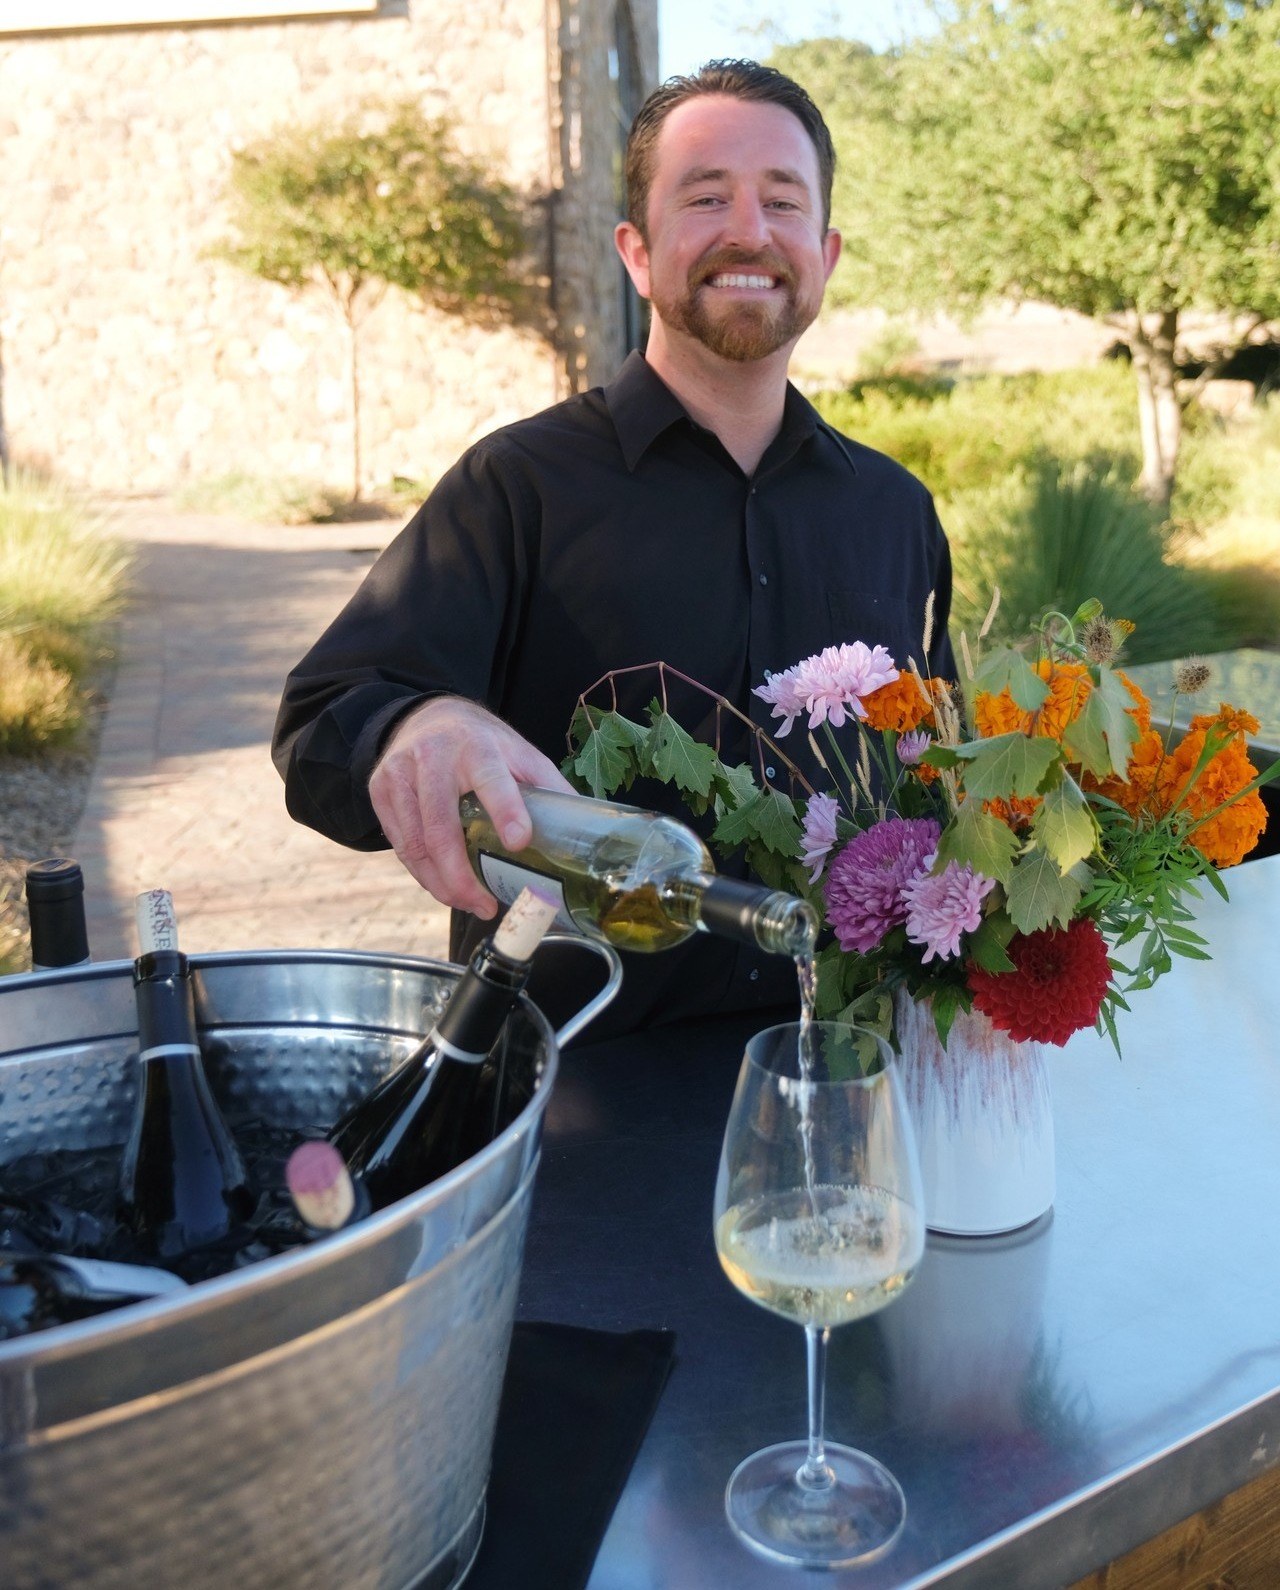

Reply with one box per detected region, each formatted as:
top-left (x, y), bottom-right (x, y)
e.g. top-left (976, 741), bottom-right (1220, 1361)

top-left (721, 193), bottom-right (772, 250)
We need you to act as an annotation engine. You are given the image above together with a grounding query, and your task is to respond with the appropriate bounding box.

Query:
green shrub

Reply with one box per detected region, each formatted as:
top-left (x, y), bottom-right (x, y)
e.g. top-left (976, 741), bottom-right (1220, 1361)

top-left (0, 471), bottom-right (127, 753)
top-left (0, 631), bottom-right (82, 753)
top-left (0, 473), bottom-right (129, 636)
top-left (174, 472), bottom-right (351, 526)
top-left (947, 461), bottom-right (1227, 663)
top-left (814, 364), bottom-right (1138, 503)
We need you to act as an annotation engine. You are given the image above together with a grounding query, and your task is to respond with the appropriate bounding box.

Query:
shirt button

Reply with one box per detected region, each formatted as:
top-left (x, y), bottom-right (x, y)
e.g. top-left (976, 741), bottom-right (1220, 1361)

top-left (749, 969), bottom-right (760, 982)
top-left (758, 573), bottom-right (768, 586)
top-left (764, 765), bottom-right (776, 779)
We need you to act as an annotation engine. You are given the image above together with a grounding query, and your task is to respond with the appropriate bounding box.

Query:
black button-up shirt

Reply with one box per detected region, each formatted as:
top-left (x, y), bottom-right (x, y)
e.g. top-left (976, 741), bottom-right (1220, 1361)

top-left (274, 352), bottom-right (955, 1033)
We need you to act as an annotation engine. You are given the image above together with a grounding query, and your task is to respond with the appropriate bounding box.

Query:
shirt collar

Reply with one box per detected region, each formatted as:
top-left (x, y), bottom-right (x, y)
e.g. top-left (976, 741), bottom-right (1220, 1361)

top-left (604, 350), bottom-right (837, 475)
top-left (605, 351), bottom-right (690, 471)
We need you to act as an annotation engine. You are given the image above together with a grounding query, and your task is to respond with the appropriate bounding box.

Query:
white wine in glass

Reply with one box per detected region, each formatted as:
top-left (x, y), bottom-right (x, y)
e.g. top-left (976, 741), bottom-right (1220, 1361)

top-left (713, 1020), bottom-right (925, 1568)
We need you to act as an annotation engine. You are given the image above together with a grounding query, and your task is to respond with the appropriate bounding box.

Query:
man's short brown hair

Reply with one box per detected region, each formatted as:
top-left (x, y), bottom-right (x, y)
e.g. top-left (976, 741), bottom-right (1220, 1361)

top-left (624, 59), bottom-right (837, 237)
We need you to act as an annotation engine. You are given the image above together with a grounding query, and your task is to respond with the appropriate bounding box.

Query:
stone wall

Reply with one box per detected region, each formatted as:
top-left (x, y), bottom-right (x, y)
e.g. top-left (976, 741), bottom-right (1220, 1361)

top-left (0, 0), bottom-right (658, 496)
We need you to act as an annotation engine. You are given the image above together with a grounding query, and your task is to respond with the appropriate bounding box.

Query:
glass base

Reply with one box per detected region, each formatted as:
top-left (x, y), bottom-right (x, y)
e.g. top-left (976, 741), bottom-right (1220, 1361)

top-left (724, 1440), bottom-right (906, 1569)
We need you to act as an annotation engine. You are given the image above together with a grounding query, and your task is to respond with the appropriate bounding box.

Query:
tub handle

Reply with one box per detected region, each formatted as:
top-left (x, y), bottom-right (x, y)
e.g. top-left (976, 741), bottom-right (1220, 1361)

top-left (545, 933), bottom-right (623, 1048)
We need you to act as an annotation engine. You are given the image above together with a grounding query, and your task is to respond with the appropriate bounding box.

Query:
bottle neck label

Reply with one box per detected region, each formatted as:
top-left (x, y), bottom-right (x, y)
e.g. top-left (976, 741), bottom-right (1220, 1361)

top-left (139, 1042), bottom-right (203, 1064)
top-left (477, 853), bottom-right (575, 932)
top-left (426, 1030), bottom-right (489, 1066)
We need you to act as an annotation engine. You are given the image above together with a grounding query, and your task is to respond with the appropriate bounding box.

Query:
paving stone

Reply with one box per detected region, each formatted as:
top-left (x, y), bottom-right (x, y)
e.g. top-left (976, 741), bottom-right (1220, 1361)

top-left (73, 504), bottom-right (452, 969)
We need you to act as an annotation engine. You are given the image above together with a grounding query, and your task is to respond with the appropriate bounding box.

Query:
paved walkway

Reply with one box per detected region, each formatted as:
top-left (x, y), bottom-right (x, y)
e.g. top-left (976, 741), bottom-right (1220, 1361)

top-left (73, 503), bottom-right (451, 965)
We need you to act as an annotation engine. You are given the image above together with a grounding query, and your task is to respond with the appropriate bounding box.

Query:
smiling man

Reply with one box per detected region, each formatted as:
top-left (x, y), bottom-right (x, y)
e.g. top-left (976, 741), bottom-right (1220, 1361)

top-left (273, 60), bottom-right (955, 1034)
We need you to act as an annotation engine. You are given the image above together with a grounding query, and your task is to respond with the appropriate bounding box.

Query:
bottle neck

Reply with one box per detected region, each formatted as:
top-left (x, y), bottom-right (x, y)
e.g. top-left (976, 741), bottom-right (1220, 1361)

top-left (431, 943), bottom-right (531, 1063)
top-left (662, 873), bottom-right (817, 957)
top-left (27, 860), bottom-right (89, 970)
top-left (133, 950), bottom-right (201, 1060)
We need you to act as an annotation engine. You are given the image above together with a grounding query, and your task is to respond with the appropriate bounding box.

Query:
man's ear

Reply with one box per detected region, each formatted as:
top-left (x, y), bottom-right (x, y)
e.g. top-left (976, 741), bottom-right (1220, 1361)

top-left (821, 228), bottom-right (842, 284)
top-left (614, 220), bottom-right (652, 299)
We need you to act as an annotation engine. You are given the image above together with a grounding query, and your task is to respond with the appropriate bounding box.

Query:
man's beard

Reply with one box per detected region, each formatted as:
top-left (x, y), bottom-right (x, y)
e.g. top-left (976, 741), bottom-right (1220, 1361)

top-left (651, 248), bottom-right (820, 362)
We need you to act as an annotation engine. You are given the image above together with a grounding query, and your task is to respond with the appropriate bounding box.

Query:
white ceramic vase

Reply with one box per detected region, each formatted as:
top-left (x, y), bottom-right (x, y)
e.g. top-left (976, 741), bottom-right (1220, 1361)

top-left (893, 988), bottom-right (1055, 1237)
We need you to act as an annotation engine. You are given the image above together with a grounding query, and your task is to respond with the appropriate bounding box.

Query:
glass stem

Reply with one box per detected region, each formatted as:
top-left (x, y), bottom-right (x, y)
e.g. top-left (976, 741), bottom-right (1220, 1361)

top-left (799, 1324), bottom-right (834, 1489)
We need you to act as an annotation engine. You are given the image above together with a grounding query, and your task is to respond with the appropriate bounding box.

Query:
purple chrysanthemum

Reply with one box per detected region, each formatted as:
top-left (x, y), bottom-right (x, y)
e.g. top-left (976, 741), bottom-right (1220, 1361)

top-left (824, 816), bottom-right (940, 955)
top-left (752, 665), bottom-right (806, 737)
top-left (792, 642), bottom-right (899, 731)
top-left (902, 856), bottom-right (996, 964)
top-left (800, 792), bottom-right (841, 883)
top-left (896, 729), bottom-right (932, 766)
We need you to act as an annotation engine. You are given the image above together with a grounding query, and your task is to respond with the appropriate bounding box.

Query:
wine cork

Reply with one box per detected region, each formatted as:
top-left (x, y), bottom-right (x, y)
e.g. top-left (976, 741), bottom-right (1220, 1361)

top-left (286, 1142), bottom-right (358, 1231)
top-left (135, 889), bottom-right (179, 954)
top-left (492, 886), bottom-right (559, 962)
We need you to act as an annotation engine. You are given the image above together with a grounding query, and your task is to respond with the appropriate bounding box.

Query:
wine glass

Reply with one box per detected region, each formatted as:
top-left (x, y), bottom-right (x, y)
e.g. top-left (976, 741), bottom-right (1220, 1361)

top-left (713, 1020), bottom-right (925, 1568)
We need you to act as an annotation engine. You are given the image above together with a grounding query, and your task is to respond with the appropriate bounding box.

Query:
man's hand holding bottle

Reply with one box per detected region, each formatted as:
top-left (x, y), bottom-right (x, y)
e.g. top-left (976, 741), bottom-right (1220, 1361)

top-left (368, 695), bottom-right (576, 918)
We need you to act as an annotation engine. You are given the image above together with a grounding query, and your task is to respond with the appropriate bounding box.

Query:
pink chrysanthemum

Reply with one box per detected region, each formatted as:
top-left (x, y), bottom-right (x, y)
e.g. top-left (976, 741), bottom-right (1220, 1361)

top-left (792, 643), bottom-right (899, 731)
top-left (902, 856), bottom-right (996, 963)
top-left (800, 792), bottom-right (841, 883)
top-left (752, 665), bottom-right (806, 737)
top-left (896, 729), bottom-right (931, 766)
top-left (824, 816), bottom-right (940, 954)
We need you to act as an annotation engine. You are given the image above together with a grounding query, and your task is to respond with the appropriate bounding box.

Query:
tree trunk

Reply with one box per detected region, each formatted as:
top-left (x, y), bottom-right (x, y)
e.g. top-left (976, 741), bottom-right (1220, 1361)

top-left (345, 308), bottom-right (362, 504)
top-left (1126, 308), bottom-right (1181, 510)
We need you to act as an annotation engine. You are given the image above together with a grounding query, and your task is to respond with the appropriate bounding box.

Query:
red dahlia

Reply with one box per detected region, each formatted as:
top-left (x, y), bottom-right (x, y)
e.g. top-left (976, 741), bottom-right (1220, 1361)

top-left (968, 918), bottom-right (1112, 1046)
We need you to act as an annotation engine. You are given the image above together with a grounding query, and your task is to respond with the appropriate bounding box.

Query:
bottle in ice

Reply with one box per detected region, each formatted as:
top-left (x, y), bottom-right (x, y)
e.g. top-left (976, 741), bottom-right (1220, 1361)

top-left (460, 786), bottom-right (817, 956)
top-left (116, 889), bottom-right (252, 1259)
top-left (0, 1251), bottom-right (188, 1341)
top-left (26, 857), bottom-right (90, 970)
top-left (329, 886), bottom-right (558, 1210)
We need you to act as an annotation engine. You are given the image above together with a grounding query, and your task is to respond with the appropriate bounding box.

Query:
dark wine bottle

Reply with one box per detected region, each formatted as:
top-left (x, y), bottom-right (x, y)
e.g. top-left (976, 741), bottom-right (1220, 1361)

top-left (0, 1251), bottom-right (188, 1340)
top-left (26, 857), bottom-right (90, 970)
top-left (330, 886), bottom-right (557, 1210)
top-left (116, 889), bottom-right (252, 1259)
top-left (285, 1142), bottom-right (370, 1236)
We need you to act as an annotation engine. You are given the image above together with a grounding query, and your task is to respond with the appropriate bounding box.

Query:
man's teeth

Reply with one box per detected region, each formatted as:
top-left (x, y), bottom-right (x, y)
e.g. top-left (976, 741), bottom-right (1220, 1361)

top-left (709, 273), bottom-right (777, 289)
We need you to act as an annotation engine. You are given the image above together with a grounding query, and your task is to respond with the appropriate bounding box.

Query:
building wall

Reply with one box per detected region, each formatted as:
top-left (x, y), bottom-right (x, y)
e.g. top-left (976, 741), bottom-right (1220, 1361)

top-left (0, 0), bottom-right (657, 496)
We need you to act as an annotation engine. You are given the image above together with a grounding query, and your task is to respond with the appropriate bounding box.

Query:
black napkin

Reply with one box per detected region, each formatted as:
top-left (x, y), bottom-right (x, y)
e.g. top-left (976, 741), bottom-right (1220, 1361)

top-left (464, 1321), bottom-right (677, 1590)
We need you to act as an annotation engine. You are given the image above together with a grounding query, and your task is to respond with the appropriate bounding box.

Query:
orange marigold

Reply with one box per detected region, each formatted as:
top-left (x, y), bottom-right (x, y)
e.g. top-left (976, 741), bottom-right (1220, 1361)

top-left (975, 660), bottom-right (1151, 743)
top-left (1168, 712), bottom-right (1267, 868)
top-left (862, 672), bottom-right (938, 733)
top-left (1096, 706), bottom-right (1267, 866)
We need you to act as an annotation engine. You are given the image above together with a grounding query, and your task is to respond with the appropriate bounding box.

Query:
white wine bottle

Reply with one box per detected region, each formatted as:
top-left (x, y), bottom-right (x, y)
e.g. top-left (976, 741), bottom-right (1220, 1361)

top-left (116, 890), bottom-right (252, 1259)
top-left (460, 786), bottom-right (817, 956)
top-left (0, 1252), bottom-right (188, 1340)
top-left (329, 886), bottom-right (558, 1210)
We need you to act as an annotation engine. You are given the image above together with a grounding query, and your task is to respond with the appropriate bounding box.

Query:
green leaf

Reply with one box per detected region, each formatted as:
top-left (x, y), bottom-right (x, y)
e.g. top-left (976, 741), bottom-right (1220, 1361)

top-left (952, 733), bottom-right (1060, 799)
top-left (645, 711), bottom-right (718, 798)
top-left (972, 649), bottom-right (1050, 713)
top-left (570, 718), bottom-right (635, 796)
top-left (926, 981), bottom-right (965, 1048)
top-left (1006, 850), bottom-right (1088, 933)
top-left (1031, 777), bottom-right (1098, 872)
top-left (1063, 666), bottom-right (1139, 780)
top-left (711, 787), bottom-right (802, 859)
top-left (936, 801), bottom-right (1021, 884)
top-left (968, 913), bottom-right (1018, 973)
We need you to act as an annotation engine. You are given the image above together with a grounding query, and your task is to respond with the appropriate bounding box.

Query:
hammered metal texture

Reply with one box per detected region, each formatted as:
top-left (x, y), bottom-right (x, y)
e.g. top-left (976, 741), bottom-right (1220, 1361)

top-left (0, 951), bottom-right (558, 1590)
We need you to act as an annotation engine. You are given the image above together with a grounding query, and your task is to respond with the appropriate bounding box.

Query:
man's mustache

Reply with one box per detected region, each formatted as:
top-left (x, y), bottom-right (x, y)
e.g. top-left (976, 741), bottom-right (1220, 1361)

top-left (692, 250), bottom-right (796, 289)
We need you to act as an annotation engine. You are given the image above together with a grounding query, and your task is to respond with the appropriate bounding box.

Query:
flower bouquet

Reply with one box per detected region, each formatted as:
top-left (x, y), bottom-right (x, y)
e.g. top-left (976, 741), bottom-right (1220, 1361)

top-left (565, 598), bottom-right (1278, 1055)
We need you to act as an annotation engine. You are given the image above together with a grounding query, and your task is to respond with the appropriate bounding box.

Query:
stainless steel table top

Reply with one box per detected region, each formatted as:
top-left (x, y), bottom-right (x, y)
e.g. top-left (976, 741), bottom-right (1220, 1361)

top-left (1126, 647), bottom-right (1280, 760)
top-left (516, 851), bottom-right (1280, 1589)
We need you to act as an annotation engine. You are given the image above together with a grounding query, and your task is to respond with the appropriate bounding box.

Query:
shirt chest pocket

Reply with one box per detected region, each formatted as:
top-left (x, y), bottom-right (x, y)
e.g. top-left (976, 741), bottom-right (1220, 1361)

top-left (826, 589), bottom-right (926, 666)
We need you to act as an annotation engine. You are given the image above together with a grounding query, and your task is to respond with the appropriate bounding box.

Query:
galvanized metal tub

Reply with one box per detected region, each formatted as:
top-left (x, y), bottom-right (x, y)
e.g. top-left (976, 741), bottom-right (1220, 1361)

top-left (0, 941), bottom-right (619, 1590)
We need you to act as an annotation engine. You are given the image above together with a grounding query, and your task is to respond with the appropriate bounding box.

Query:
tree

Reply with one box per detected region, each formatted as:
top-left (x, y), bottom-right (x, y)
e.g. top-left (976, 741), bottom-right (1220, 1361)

top-left (218, 102), bottom-right (526, 502)
top-left (777, 2), bottom-right (1280, 505)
